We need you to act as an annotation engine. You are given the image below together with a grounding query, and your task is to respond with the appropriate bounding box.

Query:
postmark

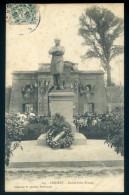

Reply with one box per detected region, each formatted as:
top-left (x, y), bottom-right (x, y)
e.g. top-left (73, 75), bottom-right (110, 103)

top-left (9, 4), bottom-right (36, 25)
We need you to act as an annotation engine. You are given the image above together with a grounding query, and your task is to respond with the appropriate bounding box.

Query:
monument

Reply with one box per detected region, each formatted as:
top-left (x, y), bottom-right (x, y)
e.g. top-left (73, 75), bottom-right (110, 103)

top-left (37, 39), bottom-right (87, 146)
top-left (8, 39), bottom-right (123, 169)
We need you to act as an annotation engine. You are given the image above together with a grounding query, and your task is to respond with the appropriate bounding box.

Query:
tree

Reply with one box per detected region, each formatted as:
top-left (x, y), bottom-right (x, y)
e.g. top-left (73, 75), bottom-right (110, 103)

top-left (78, 6), bottom-right (123, 86)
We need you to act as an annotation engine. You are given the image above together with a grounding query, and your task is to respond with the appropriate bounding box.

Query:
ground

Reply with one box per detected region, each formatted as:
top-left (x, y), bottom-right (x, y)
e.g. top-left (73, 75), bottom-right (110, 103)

top-left (5, 166), bottom-right (124, 192)
top-left (5, 139), bottom-right (124, 192)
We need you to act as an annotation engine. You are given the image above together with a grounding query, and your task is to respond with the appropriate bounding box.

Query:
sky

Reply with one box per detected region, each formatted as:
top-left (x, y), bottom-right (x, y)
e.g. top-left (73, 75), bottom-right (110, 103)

top-left (6, 3), bottom-right (124, 86)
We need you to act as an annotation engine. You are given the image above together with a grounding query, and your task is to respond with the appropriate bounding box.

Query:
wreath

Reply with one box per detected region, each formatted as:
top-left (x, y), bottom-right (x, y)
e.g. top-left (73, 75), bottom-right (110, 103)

top-left (46, 113), bottom-right (74, 149)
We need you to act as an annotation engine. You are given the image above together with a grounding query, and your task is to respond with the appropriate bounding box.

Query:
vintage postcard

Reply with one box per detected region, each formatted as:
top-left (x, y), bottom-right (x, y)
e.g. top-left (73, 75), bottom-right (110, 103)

top-left (5, 3), bottom-right (124, 192)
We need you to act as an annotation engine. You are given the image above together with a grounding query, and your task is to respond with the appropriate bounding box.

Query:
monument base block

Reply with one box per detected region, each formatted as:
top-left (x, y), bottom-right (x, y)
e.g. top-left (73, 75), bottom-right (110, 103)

top-left (73, 133), bottom-right (87, 145)
top-left (37, 134), bottom-right (47, 146)
top-left (8, 140), bottom-right (124, 168)
top-left (37, 133), bottom-right (87, 146)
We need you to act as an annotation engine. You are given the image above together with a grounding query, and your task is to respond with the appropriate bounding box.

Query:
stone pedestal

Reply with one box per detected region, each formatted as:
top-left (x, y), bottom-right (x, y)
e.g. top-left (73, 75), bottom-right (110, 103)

top-left (37, 90), bottom-right (87, 146)
top-left (49, 91), bottom-right (74, 127)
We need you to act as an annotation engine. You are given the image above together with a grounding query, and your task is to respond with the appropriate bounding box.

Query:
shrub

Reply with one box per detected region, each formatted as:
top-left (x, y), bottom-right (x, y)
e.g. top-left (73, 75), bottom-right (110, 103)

top-left (73, 113), bottom-right (107, 139)
top-left (23, 123), bottom-right (48, 140)
top-left (5, 114), bottom-right (25, 166)
top-left (22, 116), bottom-right (50, 140)
top-left (28, 115), bottom-right (50, 125)
top-left (74, 110), bottom-right (124, 156)
top-left (5, 114), bottom-right (51, 165)
top-left (104, 111), bottom-right (124, 156)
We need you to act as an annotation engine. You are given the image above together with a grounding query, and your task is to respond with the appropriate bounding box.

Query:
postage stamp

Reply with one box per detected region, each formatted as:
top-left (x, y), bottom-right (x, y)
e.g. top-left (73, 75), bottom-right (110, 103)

top-left (8, 4), bottom-right (36, 24)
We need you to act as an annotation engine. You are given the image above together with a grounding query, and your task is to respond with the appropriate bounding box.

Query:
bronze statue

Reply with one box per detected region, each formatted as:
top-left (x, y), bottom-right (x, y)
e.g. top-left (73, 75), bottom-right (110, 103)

top-left (49, 38), bottom-right (65, 90)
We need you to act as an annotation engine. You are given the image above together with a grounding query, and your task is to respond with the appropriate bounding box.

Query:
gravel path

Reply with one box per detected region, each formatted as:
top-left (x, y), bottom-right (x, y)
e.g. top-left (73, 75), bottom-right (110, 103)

top-left (5, 166), bottom-right (124, 192)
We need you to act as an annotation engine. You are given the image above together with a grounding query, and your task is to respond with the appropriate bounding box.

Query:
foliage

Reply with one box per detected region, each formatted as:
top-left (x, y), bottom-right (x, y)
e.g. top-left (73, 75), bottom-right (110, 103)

top-left (46, 128), bottom-right (74, 149)
top-left (23, 116), bottom-right (50, 140)
top-left (78, 6), bottom-right (124, 86)
top-left (5, 114), bottom-right (25, 166)
top-left (74, 109), bottom-right (124, 155)
top-left (50, 113), bottom-right (72, 133)
top-left (74, 113), bottom-right (107, 139)
top-left (5, 114), bottom-right (51, 165)
top-left (28, 115), bottom-right (50, 125)
top-left (46, 113), bottom-right (74, 149)
top-left (104, 110), bottom-right (124, 156)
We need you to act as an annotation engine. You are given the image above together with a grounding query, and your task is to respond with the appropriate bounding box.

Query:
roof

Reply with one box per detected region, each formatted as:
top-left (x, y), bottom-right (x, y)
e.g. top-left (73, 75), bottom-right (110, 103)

top-left (12, 61), bottom-right (104, 75)
top-left (12, 71), bottom-right (38, 74)
top-left (12, 70), bottom-right (104, 75)
top-left (78, 70), bottom-right (104, 74)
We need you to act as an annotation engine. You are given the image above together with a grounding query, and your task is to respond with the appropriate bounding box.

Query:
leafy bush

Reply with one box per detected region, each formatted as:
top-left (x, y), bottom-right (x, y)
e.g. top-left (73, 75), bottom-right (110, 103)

top-left (5, 114), bottom-right (25, 166)
top-left (23, 123), bottom-right (48, 140)
top-left (104, 111), bottom-right (124, 156)
top-left (74, 110), bottom-right (124, 156)
top-left (5, 114), bottom-right (51, 165)
top-left (73, 113), bottom-right (107, 139)
top-left (28, 115), bottom-right (50, 125)
top-left (22, 116), bottom-right (50, 140)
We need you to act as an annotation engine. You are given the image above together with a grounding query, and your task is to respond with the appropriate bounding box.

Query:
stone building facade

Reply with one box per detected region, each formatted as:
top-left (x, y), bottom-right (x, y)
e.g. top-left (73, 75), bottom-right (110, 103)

top-left (9, 62), bottom-right (106, 116)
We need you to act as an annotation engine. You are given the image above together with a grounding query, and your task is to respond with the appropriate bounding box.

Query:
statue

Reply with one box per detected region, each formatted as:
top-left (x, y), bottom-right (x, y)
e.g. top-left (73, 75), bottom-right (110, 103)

top-left (49, 38), bottom-right (65, 90)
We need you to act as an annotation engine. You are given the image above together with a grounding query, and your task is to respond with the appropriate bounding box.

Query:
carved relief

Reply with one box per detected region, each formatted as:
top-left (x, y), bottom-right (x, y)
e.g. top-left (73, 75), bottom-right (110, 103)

top-left (79, 83), bottom-right (97, 97)
top-left (21, 84), bottom-right (35, 100)
top-left (21, 79), bottom-right (51, 100)
top-left (39, 79), bottom-right (51, 95)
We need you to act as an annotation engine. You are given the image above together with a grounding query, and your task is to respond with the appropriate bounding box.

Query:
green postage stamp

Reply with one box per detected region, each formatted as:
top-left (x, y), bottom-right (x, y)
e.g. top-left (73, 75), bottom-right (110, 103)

top-left (8, 4), bottom-right (36, 24)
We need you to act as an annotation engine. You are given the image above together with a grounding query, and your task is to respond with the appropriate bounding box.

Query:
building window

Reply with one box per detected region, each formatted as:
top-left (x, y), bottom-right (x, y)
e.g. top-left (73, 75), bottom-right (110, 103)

top-left (84, 103), bottom-right (94, 113)
top-left (23, 104), bottom-right (33, 113)
top-left (88, 103), bottom-right (94, 113)
top-left (86, 85), bottom-right (91, 92)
